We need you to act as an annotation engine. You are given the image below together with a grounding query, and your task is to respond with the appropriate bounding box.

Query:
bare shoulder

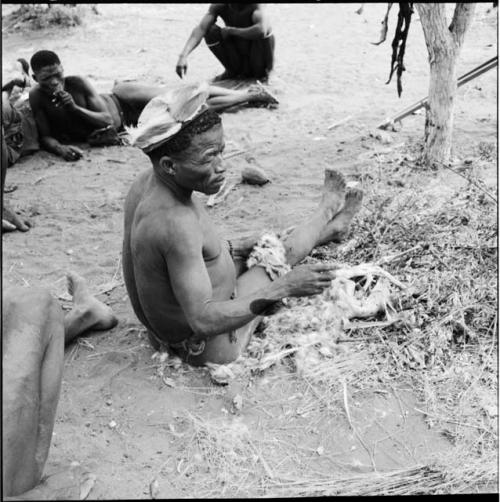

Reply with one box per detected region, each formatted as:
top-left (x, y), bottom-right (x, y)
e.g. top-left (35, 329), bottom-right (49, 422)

top-left (65, 75), bottom-right (94, 94)
top-left (133, 193), bottom-right (201, 256)
top-left (28, 85), bottom-right (43, 107)
top-left (252, 4), bottom-right (267, 17)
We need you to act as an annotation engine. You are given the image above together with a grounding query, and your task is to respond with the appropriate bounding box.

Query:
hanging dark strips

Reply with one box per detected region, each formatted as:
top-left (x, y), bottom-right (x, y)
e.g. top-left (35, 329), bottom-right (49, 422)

top-left (385, 3), bottom-right (414, 97)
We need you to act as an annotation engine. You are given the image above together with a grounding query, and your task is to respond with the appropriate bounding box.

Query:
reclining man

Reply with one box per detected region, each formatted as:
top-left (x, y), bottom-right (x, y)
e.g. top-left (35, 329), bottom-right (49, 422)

top-left (28, 50), bottom-right (278, 162)
top-left (3, 273), bottom-right (117, 499)
top-left (123, 84), bottom-right (363, 365)
top-left (176, 4), bottom-right (275, 81)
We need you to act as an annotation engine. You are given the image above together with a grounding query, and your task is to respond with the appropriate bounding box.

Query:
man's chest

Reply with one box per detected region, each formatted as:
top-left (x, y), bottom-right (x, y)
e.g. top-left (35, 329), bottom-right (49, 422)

top-left (43, 91), bottom-right (87, 122)
top-left (198, 210), bottom-right (223, 262)
top-left (220, 6), bottom-right (254, 27)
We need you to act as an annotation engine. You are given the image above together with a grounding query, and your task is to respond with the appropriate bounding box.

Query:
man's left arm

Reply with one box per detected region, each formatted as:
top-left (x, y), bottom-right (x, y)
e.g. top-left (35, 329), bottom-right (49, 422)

top-left (222, 5), bottom-right (271, 40)
top-left (57, 77), bottom-right (113, 129)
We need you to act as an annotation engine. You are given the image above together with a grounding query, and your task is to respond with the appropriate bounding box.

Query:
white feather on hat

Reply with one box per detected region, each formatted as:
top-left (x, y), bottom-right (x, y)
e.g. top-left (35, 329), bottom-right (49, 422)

top-left (127, 81), bottom-right (210, 152)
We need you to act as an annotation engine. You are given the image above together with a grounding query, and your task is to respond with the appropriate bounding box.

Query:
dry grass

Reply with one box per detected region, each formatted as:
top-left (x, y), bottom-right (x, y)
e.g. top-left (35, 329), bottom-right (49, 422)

top-left (314, 140), bottom-right (498, 493)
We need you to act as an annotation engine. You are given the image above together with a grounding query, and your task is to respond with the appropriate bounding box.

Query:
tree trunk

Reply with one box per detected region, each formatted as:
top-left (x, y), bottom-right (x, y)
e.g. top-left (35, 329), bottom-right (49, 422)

top-left (415, 3), bottom-right (476, 166)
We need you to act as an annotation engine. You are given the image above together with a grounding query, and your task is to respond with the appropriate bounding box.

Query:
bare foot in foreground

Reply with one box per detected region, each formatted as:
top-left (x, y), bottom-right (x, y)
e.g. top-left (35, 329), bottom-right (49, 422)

top-left (5, 462), bottom-right (96, 501)
top-left (318, 186), bottom-right (364, 245)
top-left (67, 272), bottom-right (118, 331)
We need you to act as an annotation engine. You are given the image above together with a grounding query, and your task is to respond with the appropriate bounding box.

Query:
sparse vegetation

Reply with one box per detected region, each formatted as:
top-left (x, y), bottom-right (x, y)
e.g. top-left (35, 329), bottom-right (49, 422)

top-left (2, 4), bottom-right (98, 32)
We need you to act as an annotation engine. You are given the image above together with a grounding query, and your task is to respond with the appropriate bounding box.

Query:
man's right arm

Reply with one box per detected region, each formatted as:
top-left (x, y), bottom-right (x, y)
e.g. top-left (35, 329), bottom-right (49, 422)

top-left (176, 4), bottom-right (220, 77)
top-left (29, 89), bottom-right (82, 161)
top-left (161, 214), bottom-right (337, 341)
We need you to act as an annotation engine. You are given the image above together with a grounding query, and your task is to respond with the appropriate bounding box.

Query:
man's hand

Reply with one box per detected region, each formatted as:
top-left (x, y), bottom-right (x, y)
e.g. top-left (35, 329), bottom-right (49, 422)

top-left (2, 205), bottom-right (31, 232)
top-left (176, 55), bottom-right (188, 78)
top-left (279, 263), bottom-right (338, 297)
top-left (58, 145), bottom-right (84, 162)
top-left (53, 90), bottom-right (77, 111)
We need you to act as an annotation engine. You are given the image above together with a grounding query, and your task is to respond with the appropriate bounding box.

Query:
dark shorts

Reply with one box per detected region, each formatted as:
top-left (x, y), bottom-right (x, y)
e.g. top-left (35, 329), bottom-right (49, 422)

top-left (147, 290), bottom-right (238, 361)
top-left (147, 329), bottom-right (207, 358)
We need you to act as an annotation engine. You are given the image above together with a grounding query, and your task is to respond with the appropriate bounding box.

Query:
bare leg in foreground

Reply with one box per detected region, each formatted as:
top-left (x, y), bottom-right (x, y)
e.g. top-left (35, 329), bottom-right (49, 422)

top-left (187, 170), bottom-right (364, 365)
top-left (2, 273), bottom-right (117, 499)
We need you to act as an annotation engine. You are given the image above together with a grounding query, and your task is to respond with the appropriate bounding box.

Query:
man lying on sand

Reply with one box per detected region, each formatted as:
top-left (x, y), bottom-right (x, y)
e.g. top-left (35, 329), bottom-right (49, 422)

top-left (2, 273), bottom-right (117, 500)
top-left (28, 50), bottom-right (278, 162)
top-left (123, 83), bottom-right (363, 365)
top-left (176, 4), bottom-right (275, 81)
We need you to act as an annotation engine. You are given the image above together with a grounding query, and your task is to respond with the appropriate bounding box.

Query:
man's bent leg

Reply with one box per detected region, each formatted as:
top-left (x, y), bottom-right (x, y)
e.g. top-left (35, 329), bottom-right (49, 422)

top-left (248, 34), bottom-right (275, 80)
top-left (204, 25), bottom-right (243, 78)
top-left (185, 267), bottom-right (271, 366)
top-left (2, 288), bottom-right (64, 497)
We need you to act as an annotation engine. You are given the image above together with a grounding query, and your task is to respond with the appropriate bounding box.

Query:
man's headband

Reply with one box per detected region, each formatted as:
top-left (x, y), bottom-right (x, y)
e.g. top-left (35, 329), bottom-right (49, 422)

top-left (127, 81), bottom-right (210, 153)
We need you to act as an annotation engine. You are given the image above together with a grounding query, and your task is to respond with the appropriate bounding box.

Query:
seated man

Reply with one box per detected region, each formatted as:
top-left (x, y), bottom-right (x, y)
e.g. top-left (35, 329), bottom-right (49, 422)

top-left (28, 50), bottom-right (278, 162)
top-left (176, 4), bottom-right (275, 81)
top-left (3, 273), bottom-right (117, 499)
top-left (123, 85), bottom-right (363, 365)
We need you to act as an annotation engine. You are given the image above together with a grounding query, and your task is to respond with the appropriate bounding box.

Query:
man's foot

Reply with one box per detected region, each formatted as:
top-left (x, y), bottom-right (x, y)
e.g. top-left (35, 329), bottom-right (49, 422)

top-left (320, 169), bottom-right (347, 221)
top-left (67, 272), bottom-right (117, 331)
top-left (246, 83), bottom-right (279, 108)
top-left (8, 462), bottom-right (96, 500)
top-left (318, 187), bottom-right (364, 245)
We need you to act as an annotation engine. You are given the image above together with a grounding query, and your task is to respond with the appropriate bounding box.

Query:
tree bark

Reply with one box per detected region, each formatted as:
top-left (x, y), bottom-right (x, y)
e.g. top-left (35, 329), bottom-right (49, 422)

top-left (415, 3), bottom-right (476, 166)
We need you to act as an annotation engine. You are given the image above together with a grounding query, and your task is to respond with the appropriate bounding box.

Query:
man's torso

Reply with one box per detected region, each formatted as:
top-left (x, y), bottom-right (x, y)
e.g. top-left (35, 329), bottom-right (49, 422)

top-left (123, 169), bottom-right (236, 343)
top-left (215, 3), bottom-right (258, 28)
top-left (33, 76), bottom-right (101, 142)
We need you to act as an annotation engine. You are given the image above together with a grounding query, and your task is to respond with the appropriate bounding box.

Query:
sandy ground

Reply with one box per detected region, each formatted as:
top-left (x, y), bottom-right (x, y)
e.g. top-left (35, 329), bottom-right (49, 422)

top-left (2, 3), bottom-right (498, 499)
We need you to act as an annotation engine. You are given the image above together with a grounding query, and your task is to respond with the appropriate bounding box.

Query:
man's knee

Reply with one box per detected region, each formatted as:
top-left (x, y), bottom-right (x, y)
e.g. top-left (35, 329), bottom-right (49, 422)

top-left (191, 329), bottom-right (251, 366)
top-left (3, 288), bottom-right (63, 342)
top-left (204, 24), bottom-right (222, 46)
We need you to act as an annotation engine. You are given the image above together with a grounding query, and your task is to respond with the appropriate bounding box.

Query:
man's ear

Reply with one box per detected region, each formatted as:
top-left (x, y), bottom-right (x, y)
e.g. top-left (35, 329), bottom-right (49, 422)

top-left (159, 155), bottom-right (176, 175)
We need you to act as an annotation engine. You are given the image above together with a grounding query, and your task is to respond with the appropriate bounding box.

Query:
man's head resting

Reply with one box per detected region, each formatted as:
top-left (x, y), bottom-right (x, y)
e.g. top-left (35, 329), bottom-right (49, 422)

top-left (30, 50), bottom-right (61, 74)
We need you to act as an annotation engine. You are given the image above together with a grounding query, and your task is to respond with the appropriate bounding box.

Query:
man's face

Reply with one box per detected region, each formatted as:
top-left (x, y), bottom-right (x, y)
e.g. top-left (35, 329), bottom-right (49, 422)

top-left (33, 63), bottom-right (64, 96)
top-left (173, 124), bottom-right (226, 195)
